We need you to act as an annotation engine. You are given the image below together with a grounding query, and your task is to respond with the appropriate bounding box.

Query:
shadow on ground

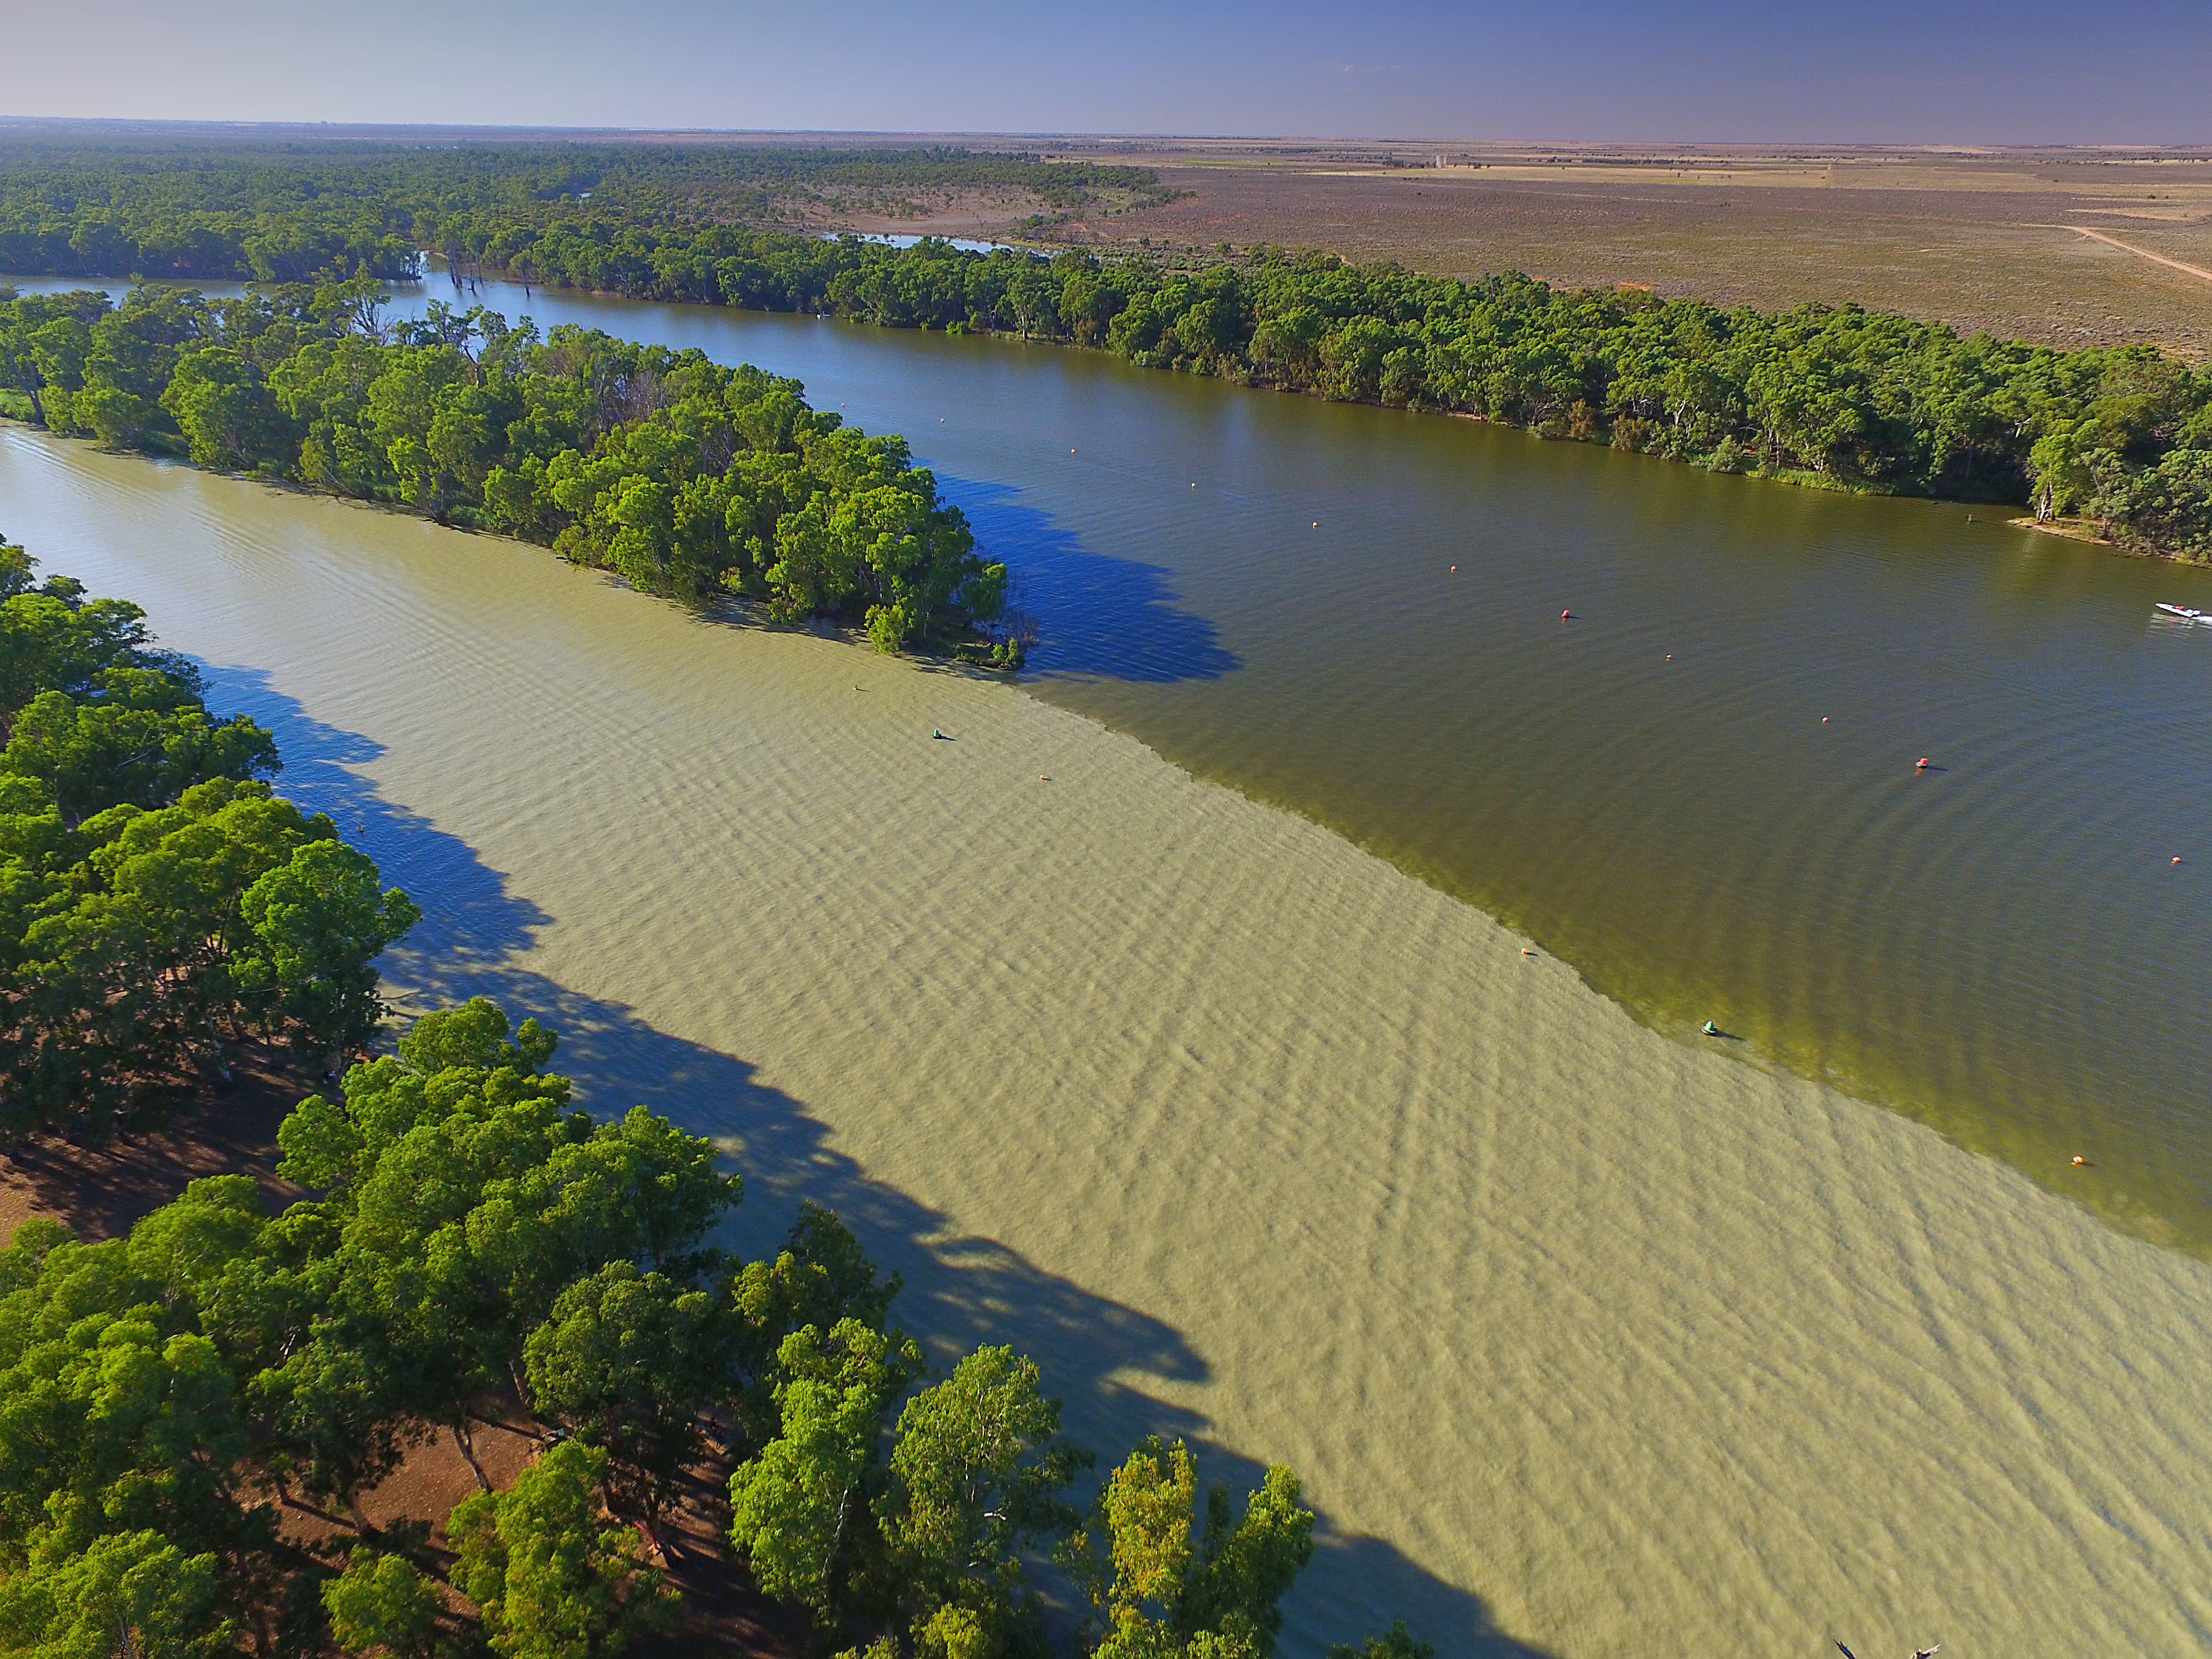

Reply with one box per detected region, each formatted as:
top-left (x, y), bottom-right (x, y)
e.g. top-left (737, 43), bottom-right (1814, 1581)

top-left (946, 476), bottom-right (1243, 685)
top-left (187, 667), bottom-right (1543, 1659)
top-left (0, 1040), bottom-right (310, 1244)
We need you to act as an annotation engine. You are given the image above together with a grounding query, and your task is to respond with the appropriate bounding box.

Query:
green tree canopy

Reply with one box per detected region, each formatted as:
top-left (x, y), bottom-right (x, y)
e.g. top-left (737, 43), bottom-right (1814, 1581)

top-left (1080, 1439), bottom-right (1316, 1659)
top-left (451, 1439), bottom-right (675, 1659)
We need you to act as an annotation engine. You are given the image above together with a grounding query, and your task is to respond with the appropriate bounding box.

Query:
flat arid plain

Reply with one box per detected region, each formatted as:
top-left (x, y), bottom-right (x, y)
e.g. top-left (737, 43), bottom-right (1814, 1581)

top-left (817, 138), bottom-right (2212, 358)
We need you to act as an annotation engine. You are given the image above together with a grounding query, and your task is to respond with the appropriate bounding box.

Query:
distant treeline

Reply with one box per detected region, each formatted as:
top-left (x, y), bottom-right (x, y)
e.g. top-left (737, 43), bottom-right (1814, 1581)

top-left (0, 283), bottom-right (1019, 659)
top-left (1, 137), bottom-right (2205, 554)
top-left (0, 536), bottom-right (1425, 1659)
top-left (0, 139), bottom-right (1174, 283)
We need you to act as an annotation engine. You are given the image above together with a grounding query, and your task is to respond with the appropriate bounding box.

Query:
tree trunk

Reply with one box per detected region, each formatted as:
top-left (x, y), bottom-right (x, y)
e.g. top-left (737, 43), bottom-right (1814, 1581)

top-left (453, 1419), bottom-right (492, 1490)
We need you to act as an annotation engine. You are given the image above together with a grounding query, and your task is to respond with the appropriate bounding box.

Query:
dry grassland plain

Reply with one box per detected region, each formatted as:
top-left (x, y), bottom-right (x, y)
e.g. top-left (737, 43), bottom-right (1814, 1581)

top-left (838, 140), bottom-right (2212, 359)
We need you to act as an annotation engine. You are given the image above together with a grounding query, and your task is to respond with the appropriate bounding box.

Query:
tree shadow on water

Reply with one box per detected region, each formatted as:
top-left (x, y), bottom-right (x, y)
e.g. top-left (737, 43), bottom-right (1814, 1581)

top-left (197, 666), bottom-right (1543, 1659)
top-left (424, 968), bottom-right (1549, 1659)
top-left (185, 664), bottom-right (551, 995)
top-left (945, 476), bottom-right (1242, 685)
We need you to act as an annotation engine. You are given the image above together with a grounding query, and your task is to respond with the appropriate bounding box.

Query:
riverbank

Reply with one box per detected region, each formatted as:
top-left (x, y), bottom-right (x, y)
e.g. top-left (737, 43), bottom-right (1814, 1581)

top-left (5, 425), bottom-right (2210, 1658)
top-left (2011, 513), bottom-right (2126, 549)
top-left (416, 229), bottom-right (2210, 562)
top-left (11, 252), bottom-right (2208, 606)
top-left (491, 275), bottom-right (2212, 563)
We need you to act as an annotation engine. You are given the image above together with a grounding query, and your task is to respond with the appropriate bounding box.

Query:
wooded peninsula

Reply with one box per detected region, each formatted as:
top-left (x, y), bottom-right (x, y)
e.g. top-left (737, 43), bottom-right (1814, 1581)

top-left (2, 140), bottom-right (2206, 558)
top-left (0, 281), bottom-right (1021, 662)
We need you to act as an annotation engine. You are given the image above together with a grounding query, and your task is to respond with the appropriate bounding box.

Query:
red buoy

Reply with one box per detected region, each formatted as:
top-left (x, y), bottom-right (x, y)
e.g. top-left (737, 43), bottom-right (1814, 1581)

top-left (1561, 609), bottom-right (1573, 622)
top-left (1916, 757), bottom-right (1931, 769)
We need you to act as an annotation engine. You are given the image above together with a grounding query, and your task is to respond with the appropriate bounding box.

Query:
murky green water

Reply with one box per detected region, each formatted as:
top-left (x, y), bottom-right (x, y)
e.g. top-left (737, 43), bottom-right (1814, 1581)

top-left (11, 273), bottom-right (2212, 1244)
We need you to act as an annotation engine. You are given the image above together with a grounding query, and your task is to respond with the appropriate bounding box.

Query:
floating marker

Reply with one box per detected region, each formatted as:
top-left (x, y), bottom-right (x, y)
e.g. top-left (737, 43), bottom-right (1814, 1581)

top-left (1562, 609), bottom-right (1573, 622)
top-left (1917, 757), bottom-right (1931, 769)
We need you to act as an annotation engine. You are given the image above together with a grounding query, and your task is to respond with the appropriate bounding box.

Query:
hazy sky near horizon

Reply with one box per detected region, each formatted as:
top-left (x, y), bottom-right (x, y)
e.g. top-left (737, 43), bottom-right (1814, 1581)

top-left (4, 0), bottom-right (2208, 144)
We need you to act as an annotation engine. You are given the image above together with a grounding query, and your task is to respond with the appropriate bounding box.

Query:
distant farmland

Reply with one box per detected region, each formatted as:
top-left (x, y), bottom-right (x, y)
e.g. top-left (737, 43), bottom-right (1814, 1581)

top-left (941, 140), bottom-right (2212, 360)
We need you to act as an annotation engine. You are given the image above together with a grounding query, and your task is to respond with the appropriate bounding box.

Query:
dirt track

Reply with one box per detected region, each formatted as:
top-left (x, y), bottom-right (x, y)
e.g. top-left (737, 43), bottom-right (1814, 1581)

top-left (2063, 225), bottom-right (2212, 286)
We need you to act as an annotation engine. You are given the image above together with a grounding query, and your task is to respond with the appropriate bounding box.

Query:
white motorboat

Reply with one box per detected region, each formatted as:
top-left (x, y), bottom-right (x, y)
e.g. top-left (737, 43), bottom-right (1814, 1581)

top-left (2154, 603), bottom-right (2205, 621)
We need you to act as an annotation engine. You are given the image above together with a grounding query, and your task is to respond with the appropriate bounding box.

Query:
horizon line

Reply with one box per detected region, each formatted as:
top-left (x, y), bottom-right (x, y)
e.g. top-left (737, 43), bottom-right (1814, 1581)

top-left (1, 117), bottom-right (2208, 153)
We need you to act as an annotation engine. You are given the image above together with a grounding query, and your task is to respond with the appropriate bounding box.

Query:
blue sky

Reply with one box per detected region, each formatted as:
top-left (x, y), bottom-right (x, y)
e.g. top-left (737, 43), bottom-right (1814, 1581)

top-left (6, 0), bottom-right (2209, 143)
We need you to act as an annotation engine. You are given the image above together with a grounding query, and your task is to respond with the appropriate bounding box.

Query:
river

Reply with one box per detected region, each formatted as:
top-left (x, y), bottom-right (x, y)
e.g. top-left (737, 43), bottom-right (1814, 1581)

top-left (7, 274), bottom-right (2212, 1657)
top-left (29, 268), bottom-right (2198, 1243)
top-left (470, 275), bottom-right (2212, 1247)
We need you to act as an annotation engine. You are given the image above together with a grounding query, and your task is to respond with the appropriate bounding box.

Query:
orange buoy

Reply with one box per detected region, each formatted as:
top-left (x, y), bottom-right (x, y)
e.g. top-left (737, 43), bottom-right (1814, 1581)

top-left (1916, 757), bottom-right (1931, 769)
top-left (2174, 855), bottom-right (2184, 865)
top-left (1521, 948), bottom-right (1536, 956)
top-left (2072, 1155), bottom-right (2088, 1166)
top-left (1449, 565), bottom-right (1457, 572)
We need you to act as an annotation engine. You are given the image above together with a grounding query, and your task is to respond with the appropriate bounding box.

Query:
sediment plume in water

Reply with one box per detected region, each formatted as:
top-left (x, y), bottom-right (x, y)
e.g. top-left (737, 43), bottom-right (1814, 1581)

top-left (4, 426), bottom-right (2209, 1658)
